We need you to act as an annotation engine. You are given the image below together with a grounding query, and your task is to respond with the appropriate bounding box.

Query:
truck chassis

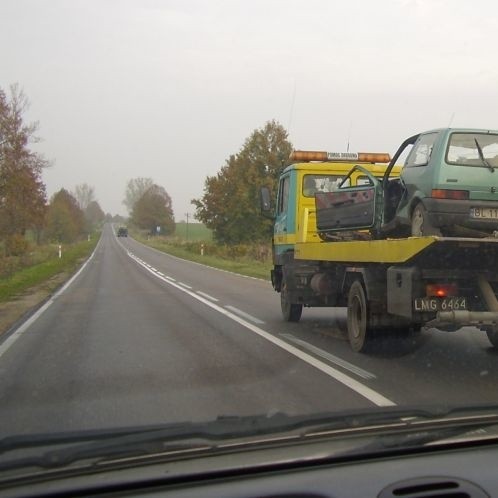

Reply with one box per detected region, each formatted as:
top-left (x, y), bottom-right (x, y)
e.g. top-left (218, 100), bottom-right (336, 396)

top-left (273, 236), bottom-right (498, 352)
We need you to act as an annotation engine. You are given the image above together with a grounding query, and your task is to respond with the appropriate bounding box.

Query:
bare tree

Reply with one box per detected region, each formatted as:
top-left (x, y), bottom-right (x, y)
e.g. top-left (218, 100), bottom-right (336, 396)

top-left (123, 177), bottom-right (154, 213)
top-left (73, 183), bottom-right (95, 211)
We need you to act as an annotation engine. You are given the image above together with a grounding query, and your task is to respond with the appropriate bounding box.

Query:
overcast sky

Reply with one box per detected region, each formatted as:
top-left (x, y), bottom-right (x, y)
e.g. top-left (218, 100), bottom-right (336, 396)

top-left (2, 0), bottom-right (498, 219)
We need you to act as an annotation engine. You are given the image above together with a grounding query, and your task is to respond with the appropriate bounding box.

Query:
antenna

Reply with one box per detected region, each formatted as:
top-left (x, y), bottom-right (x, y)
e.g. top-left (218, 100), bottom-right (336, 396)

top-left (448, 112), bottom-right (455, 127)
top-left (287, 78), bottom-right (297, 135)
top-left (346, 121), bottom-right (353, 152)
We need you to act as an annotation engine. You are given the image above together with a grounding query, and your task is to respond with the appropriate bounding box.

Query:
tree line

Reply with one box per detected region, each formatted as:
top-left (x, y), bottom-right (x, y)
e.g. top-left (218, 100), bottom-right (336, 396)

top-left (2, 83), bottom-right (294, 255)
top-left (121, 119), bottom-right (293, 244)
top-left (192, 119), bottom-right (293, 244)
top-left (0, 85), bottom-right (106, 256)
top-left (121, 120), bottom-right (293, 244)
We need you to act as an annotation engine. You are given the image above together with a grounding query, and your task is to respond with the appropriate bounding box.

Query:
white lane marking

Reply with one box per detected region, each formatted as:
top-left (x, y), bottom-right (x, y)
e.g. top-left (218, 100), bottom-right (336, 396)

top-left (197, 291), bottom-right (219, 302)
top-left (280, 333), bottom-right (376, 380)
top-left (0, 237), bottom-right (102, 360)
top-left (225, 305), bottom-right (265, 325)
top-left (150, 267), bottom-right (157, 272)
top-left (165, 276), bottom-right (175, 281)
top-left (127, 255), bottom-right (395, 407)
top-left (157, 272), bottom-right (164, 277)
top-left (177, 282), bottom-right (192, 289)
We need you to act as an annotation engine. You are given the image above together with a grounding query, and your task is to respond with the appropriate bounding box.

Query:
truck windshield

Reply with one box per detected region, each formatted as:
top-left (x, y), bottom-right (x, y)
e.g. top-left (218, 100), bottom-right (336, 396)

top-left (446, 133), bottom-right (498, 167)
top-left (302, 174), bottom-right (349, 197)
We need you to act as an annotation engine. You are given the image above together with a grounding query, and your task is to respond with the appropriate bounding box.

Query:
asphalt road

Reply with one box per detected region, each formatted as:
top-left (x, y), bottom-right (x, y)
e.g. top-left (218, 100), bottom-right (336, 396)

top-left (1, 224), bottom-right (497, 436)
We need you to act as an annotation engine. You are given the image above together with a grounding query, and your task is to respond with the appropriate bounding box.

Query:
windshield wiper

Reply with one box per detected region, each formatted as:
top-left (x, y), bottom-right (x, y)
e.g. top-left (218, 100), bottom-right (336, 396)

top-left (474, 138), bottom-right (495, 172)
top-left (2, 406), bottom-right (498, 472)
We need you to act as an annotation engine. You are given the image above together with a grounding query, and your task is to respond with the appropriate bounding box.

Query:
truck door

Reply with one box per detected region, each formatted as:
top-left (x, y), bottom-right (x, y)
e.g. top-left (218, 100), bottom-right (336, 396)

top-left (274, 172), bottom-right (296, 248)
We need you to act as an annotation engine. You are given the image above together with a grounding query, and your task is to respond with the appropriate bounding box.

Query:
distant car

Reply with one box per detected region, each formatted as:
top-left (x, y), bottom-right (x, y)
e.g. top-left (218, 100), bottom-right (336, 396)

top-left (395, 128), bottom-right (498, 236)
top-left (117, 227), bottom-right (128, 237)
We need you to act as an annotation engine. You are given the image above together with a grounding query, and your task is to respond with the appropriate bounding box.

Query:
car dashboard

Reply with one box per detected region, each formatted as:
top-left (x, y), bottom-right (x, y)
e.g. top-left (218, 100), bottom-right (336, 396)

top-left (4, 436), bottom-right (497, 498)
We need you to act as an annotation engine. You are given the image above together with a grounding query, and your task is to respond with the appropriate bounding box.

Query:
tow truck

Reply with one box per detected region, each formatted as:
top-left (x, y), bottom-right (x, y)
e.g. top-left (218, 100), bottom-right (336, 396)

top-left (260, 142), bottom-right (498, 353)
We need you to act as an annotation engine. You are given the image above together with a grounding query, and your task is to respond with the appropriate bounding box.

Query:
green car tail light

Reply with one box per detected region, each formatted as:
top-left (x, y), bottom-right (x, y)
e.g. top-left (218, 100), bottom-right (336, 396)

top-left (431, 189), bottom-right (469, 200)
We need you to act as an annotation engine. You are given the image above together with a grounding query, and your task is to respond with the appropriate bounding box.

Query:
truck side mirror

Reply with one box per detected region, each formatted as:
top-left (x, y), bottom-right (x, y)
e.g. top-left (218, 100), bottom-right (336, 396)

top-left (260, 187), bottom-right (274, 219)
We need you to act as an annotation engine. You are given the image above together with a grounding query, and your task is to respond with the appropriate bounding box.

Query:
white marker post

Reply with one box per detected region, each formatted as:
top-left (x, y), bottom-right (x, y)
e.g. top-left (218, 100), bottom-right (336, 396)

top-left (58, 245), bottom-right (62, 259)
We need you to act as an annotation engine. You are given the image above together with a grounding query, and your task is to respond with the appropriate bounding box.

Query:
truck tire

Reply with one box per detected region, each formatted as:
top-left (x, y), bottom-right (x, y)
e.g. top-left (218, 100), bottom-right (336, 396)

top-left (281, 280), bottom-right (303, 322)
top-left (347, 280), bottom-right (374, 353)
top-left (411, 203), bottom-right (441, 236)
top-left (486, 327), bottom-right (498, 348)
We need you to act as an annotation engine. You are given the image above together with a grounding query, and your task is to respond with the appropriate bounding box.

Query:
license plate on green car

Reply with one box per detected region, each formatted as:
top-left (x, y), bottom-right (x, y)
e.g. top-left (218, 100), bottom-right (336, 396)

top-left (470, 207), bottom-right (498, 219)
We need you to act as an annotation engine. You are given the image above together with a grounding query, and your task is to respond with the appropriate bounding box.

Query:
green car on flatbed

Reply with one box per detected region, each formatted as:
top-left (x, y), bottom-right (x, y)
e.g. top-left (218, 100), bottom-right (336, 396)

top-left (322, 128), bottom-right (498, 238)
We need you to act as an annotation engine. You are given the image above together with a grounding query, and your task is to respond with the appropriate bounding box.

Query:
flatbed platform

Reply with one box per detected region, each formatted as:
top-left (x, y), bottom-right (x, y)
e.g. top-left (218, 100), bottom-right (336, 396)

top-left (294, 236), bottom-right (498, 264)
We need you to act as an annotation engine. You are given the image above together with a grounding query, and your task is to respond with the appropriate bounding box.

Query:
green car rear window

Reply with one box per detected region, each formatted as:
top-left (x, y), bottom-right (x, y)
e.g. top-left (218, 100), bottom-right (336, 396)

top-left (446, 132), bottom-right (498, 167)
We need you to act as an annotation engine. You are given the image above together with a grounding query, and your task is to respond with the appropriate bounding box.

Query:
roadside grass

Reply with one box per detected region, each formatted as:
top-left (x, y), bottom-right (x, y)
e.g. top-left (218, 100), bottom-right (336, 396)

top-left (132, 231), bottom-right (271, 280)
top-left (0, 236), bottom-right (99, 303)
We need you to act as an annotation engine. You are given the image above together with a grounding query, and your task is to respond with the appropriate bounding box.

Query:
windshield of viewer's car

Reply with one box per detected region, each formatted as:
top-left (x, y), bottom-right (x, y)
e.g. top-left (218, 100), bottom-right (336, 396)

top-left (2, 0), bottom-right (498, 482)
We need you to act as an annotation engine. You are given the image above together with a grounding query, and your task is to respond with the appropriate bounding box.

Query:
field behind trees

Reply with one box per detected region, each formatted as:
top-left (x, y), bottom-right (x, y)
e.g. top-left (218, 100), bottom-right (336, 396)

top-left (173, 222), bottom-right (213, 241)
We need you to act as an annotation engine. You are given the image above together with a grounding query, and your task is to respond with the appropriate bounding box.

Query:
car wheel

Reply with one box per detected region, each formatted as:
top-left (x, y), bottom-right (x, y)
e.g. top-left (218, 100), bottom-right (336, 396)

top-left (347, 281), bottom-right (375, 353)
top-left (411, 203), bottom-right (441, 236)
top-left (280, 279), bottom-right (303, 322)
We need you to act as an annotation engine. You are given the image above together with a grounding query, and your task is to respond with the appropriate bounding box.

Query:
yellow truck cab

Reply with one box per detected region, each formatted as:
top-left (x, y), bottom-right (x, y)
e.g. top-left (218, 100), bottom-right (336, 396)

top-left (273, 150), bottom-right (398, 260)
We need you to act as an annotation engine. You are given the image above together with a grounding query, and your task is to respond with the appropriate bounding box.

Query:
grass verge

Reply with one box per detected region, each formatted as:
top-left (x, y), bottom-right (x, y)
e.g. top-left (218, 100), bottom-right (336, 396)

top-left (133, 233), bottom-right (271, 280)
top-left (0, 236), bottom-right (99, 303)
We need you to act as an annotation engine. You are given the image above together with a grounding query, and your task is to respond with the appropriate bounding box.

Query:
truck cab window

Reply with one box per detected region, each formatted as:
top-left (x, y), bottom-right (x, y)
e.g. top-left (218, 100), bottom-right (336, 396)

top-left (277, 176), bottom-right (290, 215)
top-left (302, 174), bottom-right (346, 197)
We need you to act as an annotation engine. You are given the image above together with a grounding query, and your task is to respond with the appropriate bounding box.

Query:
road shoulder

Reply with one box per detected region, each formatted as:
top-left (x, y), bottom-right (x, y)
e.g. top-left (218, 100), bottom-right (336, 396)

top-left (0, 271), bottom-right (72, 336)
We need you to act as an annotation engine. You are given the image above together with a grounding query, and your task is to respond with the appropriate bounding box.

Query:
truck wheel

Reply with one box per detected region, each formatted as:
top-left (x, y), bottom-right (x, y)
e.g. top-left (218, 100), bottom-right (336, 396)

top-left (486, 328), bottom-right (498, 348)
top-left (411, 203), bottom-right (441, 236)
top-left (347, 281), bottom-right (374, 353)
top-left (281, 281), bottom-right (303, 322)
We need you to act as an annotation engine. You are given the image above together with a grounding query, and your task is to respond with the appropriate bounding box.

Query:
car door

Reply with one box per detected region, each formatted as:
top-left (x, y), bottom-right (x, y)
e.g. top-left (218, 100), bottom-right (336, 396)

top-left (315, 165), bottom-right (382, 233)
